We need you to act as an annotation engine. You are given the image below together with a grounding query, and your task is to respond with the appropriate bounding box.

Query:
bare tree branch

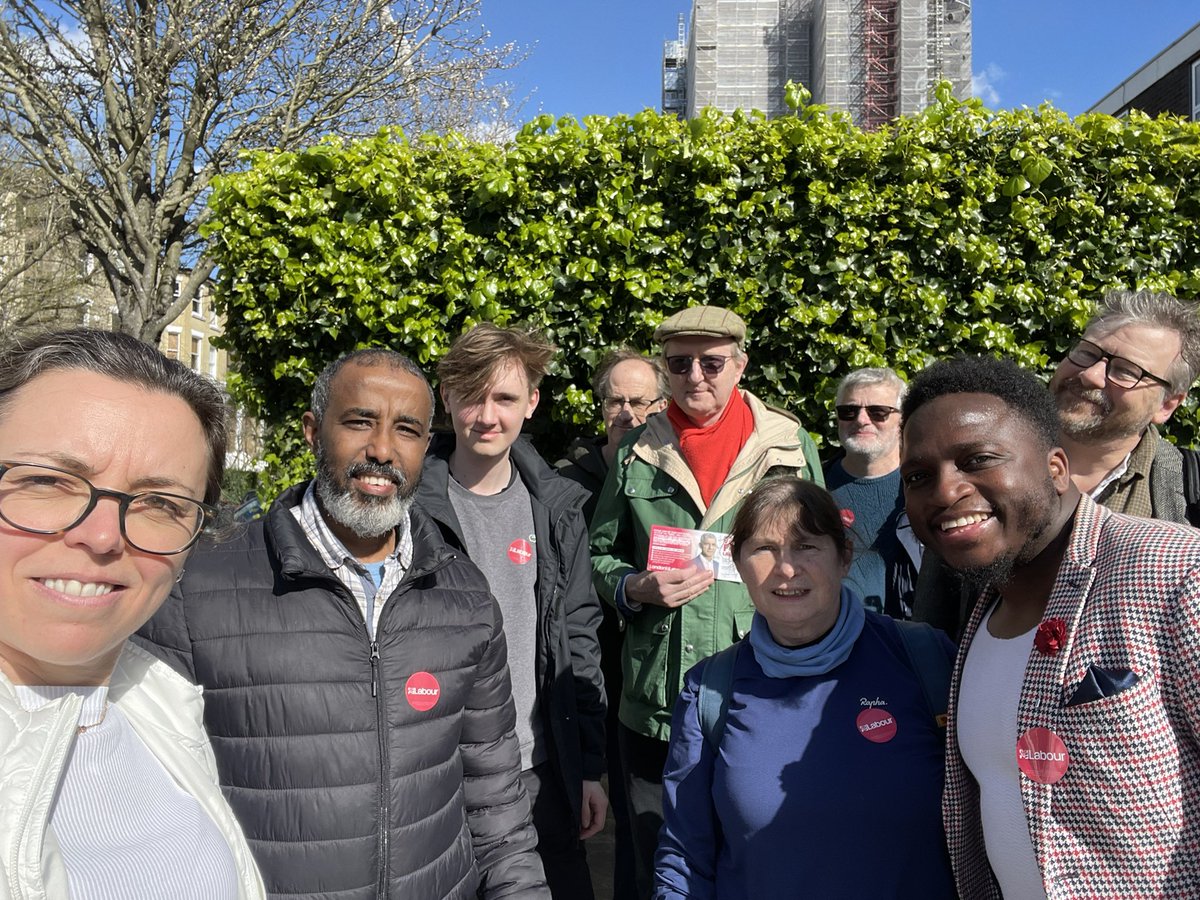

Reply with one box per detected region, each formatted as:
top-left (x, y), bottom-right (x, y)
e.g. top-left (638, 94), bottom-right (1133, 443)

top-left (0, 0), bottom-right (519, 340)
top-left (0, 145), bottom-right (98, 343)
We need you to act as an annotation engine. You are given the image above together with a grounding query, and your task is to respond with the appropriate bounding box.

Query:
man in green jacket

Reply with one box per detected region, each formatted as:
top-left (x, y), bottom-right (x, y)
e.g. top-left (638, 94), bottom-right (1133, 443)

top-left (589, 305), bottom-right (823, 898)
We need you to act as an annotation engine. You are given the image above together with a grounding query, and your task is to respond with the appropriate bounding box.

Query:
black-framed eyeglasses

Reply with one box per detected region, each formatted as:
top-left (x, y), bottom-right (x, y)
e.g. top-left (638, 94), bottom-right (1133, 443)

top-left (836, 404), bottom-right (899, 423)
top-left (665, 355), bottom-right (734, 376)
top-left (1066, 339), bottom-right (1172, 390)
top-left (602, 396), bottom-right (663, 415)
top-left (0, 462), bottom-right (214, 555)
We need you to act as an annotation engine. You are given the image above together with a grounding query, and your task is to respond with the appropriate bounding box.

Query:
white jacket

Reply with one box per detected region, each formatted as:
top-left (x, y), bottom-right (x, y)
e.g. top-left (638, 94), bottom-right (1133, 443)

top-left (0, 641), bottom-right (265, 900)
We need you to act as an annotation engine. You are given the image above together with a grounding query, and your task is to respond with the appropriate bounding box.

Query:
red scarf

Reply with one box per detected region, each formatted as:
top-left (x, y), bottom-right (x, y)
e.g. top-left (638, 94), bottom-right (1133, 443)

top-left (667, 388), bottom-right (754, 507)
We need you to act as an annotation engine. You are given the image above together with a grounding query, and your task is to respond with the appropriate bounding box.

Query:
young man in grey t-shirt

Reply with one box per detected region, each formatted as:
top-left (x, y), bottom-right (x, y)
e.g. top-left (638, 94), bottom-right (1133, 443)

top-left (415, 323), bottom-right (607, 900)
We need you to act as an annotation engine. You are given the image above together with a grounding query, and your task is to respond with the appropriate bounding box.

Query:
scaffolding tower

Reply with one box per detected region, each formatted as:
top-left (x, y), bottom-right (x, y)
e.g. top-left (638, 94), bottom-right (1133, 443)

top-left (861, 0), bottom-right (898, 128)
top-left (662, 14), bottom-right (689, 118)
top-left (929, 0), bottom-right (944, 81)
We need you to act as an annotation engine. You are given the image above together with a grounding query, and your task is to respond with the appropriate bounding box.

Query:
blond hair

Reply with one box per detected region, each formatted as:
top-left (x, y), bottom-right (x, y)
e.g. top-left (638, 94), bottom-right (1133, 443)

top-left (437, 323), bottom-right (555, 402)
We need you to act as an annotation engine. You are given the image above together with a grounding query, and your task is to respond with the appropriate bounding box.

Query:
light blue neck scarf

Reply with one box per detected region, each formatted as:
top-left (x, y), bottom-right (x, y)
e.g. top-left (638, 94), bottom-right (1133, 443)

top-left (748, 585), bottom-right (865, 678)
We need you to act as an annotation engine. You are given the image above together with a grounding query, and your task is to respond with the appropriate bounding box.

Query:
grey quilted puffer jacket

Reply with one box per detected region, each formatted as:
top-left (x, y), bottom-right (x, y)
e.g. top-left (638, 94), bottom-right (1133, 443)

top-left (134, 483), bottom-right (548, 900)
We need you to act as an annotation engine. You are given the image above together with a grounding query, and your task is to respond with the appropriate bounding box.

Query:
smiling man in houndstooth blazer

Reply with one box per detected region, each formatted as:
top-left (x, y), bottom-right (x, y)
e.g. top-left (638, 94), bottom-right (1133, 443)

top-left (900, 355), bottom-right (1200, 900)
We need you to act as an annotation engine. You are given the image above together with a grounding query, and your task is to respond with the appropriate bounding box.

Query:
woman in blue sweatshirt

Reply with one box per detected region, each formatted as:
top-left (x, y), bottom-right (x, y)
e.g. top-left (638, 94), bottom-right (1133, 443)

top-left (653, 478), bottom-right (956, 899)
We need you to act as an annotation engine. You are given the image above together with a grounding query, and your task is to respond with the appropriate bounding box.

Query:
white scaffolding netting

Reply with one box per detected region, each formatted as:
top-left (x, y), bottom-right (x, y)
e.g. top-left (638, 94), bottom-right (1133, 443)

top-left (673, 0), bottom-right (971, 126)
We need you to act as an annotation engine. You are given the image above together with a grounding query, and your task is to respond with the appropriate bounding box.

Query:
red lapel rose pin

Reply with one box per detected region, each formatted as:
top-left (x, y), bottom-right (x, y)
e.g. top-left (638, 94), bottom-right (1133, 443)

top-left (1034, 617), bottom-right (1067, 657)
top-left (840, 508), bottom-right (855, 528)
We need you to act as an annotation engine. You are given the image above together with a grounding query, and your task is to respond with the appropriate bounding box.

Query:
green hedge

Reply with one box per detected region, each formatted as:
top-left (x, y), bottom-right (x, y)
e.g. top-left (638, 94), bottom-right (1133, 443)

top-left (205, 86), bottom-right (1200, 499)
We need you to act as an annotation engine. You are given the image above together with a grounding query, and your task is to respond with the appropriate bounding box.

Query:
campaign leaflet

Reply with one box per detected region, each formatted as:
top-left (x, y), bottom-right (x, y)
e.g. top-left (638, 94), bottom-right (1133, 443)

top-left (646, 524), bottom-right (742, 583)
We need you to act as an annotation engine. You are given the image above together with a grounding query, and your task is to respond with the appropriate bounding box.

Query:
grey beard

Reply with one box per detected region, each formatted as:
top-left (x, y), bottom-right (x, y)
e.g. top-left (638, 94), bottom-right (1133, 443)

top-left (1058, 387), bottom-right (1145, 444)
top-left (314, 454), bottom-right (413, 540)
top-left (317, 480), bottom-right (413, 539)
top-left (1058, 388), bottom-right (1112, 437)
top-left (842, 434), bottom-right (897, 464)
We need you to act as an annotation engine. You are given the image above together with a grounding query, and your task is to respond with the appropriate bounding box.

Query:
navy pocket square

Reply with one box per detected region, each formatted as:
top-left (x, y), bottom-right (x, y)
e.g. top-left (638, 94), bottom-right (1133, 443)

top-left (1066, 665), bottom-right (1139, 707)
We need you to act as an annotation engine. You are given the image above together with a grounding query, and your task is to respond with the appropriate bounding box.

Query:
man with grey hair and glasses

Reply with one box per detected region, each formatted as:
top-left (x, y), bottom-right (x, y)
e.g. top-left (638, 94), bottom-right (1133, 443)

top-left (137, 348), bottom-right (548, 899)
top-left (825, 367), bottom-right (920, 619)
top-left (558, 348), bottom-right (668, 522)
top-left (1048, 289), bottom-right (1200, 523)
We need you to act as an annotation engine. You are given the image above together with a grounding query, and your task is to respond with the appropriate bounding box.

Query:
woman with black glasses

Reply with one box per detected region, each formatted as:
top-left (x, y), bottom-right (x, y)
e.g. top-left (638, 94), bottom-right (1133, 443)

top-left (0, 329), bottom-right (264, 899)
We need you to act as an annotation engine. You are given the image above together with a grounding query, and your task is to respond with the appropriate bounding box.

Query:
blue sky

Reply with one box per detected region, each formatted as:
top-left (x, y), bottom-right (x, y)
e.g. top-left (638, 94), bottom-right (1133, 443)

top-left (481, 1), bottom-right (1200, 122)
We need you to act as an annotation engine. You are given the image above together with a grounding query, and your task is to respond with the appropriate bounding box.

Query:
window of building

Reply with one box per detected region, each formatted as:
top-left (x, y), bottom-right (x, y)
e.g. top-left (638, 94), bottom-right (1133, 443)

top-left (1193, 60), bottom-right (1200, 121)
top-left (190, 334), bottom-right (202, 372)
top-left (163, 329), bottom-right (181, 361)
top-left (208, 344), bottom-right (219, 379)
top-left (192, 292), bottom-right (204, 318)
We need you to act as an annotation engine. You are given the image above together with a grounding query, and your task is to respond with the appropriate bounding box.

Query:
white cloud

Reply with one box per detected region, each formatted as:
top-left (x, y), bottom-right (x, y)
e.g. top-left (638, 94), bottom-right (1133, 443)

top-left (973, 63), bottom-right (1004, 107)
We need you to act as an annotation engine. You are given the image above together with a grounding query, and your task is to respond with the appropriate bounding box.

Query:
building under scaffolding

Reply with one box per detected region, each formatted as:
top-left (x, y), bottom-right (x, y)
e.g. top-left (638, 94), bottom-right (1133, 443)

top-left (662, 15), bottom-right (689, 118)
top-left (665, 0), bottom-right (971, 128)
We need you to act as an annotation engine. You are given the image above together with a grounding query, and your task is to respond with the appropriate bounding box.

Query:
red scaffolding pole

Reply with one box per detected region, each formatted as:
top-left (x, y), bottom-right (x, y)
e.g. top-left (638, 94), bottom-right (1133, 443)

top-left (862, 0), bottom-right (898, 129)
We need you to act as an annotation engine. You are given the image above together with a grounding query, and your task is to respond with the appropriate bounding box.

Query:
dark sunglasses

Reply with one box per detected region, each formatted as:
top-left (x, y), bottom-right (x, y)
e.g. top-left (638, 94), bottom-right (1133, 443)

top-left (665, 355), bottom-right (733, 376)
top-left (835, 404), bottom-right (898, 423)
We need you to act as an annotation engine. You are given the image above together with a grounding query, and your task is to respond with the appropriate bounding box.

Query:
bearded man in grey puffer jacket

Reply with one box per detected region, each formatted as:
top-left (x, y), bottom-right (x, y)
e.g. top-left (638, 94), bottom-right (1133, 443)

top-left (136, 349), bottom-right (548, 900)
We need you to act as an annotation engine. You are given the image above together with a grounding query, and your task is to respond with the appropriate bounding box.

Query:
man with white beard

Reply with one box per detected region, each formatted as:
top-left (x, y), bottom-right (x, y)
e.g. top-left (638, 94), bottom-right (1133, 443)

top-left (137, 349), bottom-right (548, 899)
top-left (824, 367), bottom-right (920, 619)
top-left (1047, 289), bottom-right (1200, 524)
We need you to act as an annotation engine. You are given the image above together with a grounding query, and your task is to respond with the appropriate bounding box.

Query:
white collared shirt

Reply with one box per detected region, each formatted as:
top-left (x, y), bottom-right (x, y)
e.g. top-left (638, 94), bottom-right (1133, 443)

top-left (1089, 452), bottom-right (1132, 500)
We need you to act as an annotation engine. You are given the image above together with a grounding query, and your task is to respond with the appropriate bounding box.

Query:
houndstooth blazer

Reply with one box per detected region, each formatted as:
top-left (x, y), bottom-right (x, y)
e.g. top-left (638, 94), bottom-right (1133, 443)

top-left (944, 495), bottom-right (1200, 899)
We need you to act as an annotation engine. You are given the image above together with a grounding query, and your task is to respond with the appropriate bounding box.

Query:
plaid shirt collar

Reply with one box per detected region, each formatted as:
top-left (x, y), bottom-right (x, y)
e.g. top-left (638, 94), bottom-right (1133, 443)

top-left (292, 487), bottom-right (410, 571)
top-left (292, 481), bottom-right (413, 576)
top-left (290, 482), bottom-right (414, 637)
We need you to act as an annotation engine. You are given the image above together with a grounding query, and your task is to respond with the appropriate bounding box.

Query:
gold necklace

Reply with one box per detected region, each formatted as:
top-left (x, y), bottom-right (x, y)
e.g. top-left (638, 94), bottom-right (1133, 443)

top-left (77, 701), bottom-right (110, 735)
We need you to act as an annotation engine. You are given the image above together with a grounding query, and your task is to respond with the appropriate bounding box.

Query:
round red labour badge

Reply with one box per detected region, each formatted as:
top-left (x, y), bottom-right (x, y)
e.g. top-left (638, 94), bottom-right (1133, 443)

top-left (507, 538), bottom-right (533, 565)
top-left (405, 671), bottom-right (441, 712)
top-left (856, 707), bottom-right (897, 743)
top-left (1016, 727), bottom-right (1070, 784)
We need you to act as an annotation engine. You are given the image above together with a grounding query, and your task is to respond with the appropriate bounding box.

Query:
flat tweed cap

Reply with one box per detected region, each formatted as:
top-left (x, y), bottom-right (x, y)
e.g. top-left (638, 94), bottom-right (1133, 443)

top-left (653, 306), bottom-right (747, 346)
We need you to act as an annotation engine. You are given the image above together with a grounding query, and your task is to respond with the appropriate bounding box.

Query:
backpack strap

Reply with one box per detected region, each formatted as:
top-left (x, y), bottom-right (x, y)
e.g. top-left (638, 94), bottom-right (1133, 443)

top-left (1182, 447), bottom-right (1200, 528)
top-left (893, 620), bottom-right (951, 731)
top-left (697, 642), bottom-right (742, 754)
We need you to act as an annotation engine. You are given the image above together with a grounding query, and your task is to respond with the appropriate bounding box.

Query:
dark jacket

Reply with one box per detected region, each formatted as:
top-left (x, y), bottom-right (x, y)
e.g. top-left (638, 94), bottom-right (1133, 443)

top-left (134, 483), bottom-right (548, 900)
top-left (416, 434), bottom-right (607, 825)
top-left (556, 435), bottom-right (608, 523)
